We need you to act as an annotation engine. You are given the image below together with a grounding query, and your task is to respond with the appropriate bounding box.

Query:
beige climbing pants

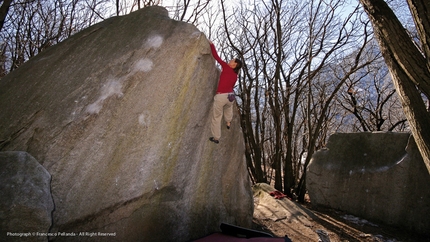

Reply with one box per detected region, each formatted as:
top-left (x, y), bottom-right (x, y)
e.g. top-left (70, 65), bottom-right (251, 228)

top-left (211, 93), bottom-right (234, 140)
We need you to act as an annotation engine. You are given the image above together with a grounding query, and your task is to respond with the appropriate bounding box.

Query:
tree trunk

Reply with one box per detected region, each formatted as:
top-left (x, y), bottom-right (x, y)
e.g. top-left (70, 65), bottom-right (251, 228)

top-left (360, 0), bottom-right (430, 173)
top-left (0, 0), bottom-right (12, 32)
top-left (407, 0), bottom-right (430, 63)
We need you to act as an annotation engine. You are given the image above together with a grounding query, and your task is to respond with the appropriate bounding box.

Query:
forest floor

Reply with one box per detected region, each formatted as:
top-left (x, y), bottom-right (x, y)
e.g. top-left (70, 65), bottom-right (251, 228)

top-left (250, 184), bottom-right (429, 242)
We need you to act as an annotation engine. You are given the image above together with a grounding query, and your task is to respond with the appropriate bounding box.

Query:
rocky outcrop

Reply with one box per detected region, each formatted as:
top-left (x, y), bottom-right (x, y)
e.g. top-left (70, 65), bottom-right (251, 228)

top-left (307, 132), bottom-right (430, 236)
top-left (0, 6), bottom-right (252, 241)
top-left (253, 183), bottom-right (320, 241)
top-left (0, 151), bottom-right (54, 242)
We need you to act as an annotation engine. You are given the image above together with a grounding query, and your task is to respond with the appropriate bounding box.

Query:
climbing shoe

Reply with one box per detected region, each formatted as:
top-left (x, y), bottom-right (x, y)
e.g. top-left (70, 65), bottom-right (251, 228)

top-left (209, 137), bottom-right (219, 144)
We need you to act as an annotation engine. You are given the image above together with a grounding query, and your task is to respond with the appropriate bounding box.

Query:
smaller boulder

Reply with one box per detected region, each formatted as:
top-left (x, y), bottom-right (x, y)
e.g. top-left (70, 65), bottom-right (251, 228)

top-left (253, 183), bottom-right (319, 241)
top-left (0, 151), bottom-right (54, 242)
top-left (307, 132), bottom-right (430, 235)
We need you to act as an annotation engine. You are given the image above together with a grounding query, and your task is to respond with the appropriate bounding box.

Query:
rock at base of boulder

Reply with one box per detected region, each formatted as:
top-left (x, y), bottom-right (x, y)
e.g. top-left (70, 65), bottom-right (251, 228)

top-left (0, 151), bottom-right (54, 242)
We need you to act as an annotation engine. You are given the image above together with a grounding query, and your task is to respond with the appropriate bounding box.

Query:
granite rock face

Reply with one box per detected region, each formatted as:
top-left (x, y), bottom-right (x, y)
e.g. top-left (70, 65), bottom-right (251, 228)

top-left (0, 151), bottom-right (54, 242)
top-left (0, 6), bottom-right (252, 241)
top-left (307, 132), bottom-right (430, 236)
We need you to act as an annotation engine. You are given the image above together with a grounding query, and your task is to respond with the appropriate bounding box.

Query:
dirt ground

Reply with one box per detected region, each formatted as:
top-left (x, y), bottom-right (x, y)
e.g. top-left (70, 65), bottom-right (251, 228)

top-left (251, 184), bottom-right (429, 242)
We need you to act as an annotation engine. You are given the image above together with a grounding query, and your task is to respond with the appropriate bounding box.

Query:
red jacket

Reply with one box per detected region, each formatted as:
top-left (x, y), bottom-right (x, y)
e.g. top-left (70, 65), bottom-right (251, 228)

top-left (210, 43), bottom-right (238, 94)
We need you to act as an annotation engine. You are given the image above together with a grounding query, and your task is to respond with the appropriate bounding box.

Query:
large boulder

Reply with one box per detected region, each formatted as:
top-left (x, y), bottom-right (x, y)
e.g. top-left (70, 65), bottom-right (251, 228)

top-left (307, 132), bottom-right (430, 236)
top-left (0, 151), bottom-right (54, 242)
top-left (0, 6), bottom-right (252, 241)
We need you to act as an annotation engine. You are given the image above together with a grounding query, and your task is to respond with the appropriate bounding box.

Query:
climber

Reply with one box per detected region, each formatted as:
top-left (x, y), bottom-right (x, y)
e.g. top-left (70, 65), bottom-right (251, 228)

top-left (208, 40), bottom-right (242, 144)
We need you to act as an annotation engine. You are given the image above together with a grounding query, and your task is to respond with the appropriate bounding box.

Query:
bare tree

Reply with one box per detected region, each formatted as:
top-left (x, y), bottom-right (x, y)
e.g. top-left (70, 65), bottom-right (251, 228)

top-left (217, 0), bottom-right (377, 201)
top-left (167, 0), bottom-right (212, 26)
top-left (295, 10), bottom-right (375, 201)
top-left (114, 0), bottom-right (161, 15)
top-left (0, 0), bottom-right (114, 77)
top-left (341, 53), bottom-right (408, 132)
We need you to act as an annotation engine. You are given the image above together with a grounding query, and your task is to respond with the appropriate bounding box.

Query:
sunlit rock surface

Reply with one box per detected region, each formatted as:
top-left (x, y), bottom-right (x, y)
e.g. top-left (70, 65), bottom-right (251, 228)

top-left (307, 132), bottom-right (430, 236)
top-left (0, 6), bottom-right (252, 241)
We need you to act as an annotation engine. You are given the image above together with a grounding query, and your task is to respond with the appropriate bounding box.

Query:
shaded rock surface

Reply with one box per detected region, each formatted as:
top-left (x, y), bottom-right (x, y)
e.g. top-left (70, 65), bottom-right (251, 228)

top-left (0, 151), bottom-right (54, 242)
top-left (307, 132), bottom-right (430, 236)
top-left (0, 6), bottom-right (252, 241)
